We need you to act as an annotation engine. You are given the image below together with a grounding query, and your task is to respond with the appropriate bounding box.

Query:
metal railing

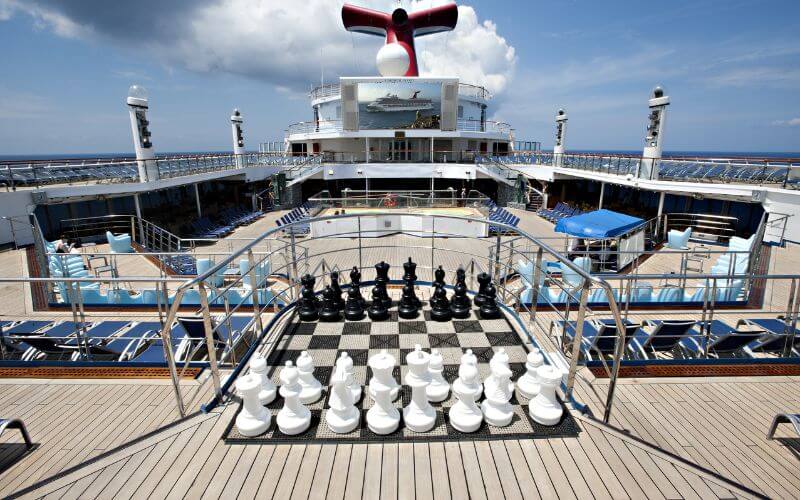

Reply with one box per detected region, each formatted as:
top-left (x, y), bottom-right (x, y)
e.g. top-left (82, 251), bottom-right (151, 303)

top-left (285, 119), bottom-right (511, 136)
top-left (309, 82), bottom-right (493, 102)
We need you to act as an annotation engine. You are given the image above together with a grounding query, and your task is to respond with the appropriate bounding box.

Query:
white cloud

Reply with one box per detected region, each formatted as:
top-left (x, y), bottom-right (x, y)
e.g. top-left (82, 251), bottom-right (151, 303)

top-left (772, 118), bottom-right (800, 127)
top-left (704, 67), bottom-right (800, 88)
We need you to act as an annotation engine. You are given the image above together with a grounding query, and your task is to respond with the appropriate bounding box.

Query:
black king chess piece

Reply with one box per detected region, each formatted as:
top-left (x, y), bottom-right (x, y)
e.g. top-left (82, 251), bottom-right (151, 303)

top-left (478, 280), bottom-right (501, 319)
top-left (330, 271), bottom-right (345, 311)
top-left (374, 261), bottom-right (392, 308)
top-left (299, 274), bottom-right (319, 322)
top-left (350, 266), bottom-right (367, 308)
top-left (398, 283), bottom-right (419, 319)
top-left (345, 286), bottom-right (365, 321)
top-left (402, 257), bottom-right (422, 308)
top-left (473, 272), bottom-right (491, 307)
top-left (368, 285), bottom-right (390, 321)
top-left (319, 285), bottom-right (342, 322)
top-left (430, 283), bottom-right (452, 322)
top-left (450, 267), bottom-right (472, 319)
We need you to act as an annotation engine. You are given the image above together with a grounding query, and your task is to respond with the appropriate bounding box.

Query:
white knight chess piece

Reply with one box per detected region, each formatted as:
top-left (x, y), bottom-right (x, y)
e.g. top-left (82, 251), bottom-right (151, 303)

top-left (481, 360), bottom-right (514, 427)
top-left (366, 351), bottom-right (401, 435)
top-left (326, 369), bottom-right (360, 434)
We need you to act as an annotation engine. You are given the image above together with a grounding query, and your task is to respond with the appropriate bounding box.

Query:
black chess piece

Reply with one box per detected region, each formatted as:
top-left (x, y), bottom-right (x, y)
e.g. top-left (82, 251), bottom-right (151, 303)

top-left (479, 281), bottom-right (502, 319)
top-left (319, 286), bottom-right (342, 322)
top-left (402, 258), bottom-right (421, 308)
top-left (450, 267), bottom-right (472, 319)
top-left (474, 272), bottom-right (491, 307)
top-left (398, 283), bottom-right (419, 319)
top-left (345, 286), bottom-right (365, 321)
top-left (299, 274), bottom-right (319, 322)
top-left (430, 284), bottom-right (452, 322)
top-left (368, 285), bottom-right (389, 321)
top-left (350, 266), bottom-right (367, 307)
top-left (433, 265), bottom-right (446, 289)
top-left (374, 261), bottom-right (392, 308)
top-left (330, 271), bottom-right (345, 311)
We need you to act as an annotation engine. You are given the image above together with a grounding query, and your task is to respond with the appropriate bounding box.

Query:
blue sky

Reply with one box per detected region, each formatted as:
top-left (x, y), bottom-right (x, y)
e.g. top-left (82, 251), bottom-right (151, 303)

top-left (0, 0), bottom-right (798, 155)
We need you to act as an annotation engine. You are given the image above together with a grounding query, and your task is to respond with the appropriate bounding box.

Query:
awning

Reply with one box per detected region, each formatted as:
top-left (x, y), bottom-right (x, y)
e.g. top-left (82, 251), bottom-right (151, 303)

top-left (554, 209), bottom-right (645, 239)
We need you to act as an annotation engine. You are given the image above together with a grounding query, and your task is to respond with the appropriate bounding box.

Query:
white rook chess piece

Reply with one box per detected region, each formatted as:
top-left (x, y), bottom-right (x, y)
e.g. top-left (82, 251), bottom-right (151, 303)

top-left (296, 351), bottom-right (322, 404)
top-left (403, 345), bottom-right (437, 433)
top-left (426, 349), bottom-right (450, 402)
top-left (516, 348), bottom-right (544, 399)
top-left (368, 349), bottom-right (400, 401)
top-left (236, 374), bottom-right (271, 436)
top-left (448, 363), bottom-right (483, 433)
top-left (277, 361), bottom-right (311, 435)
top-left (366, 353), bottom-right (400, 435)
top-left (326, 369), bottom-right (360, 434)
top-left (250, 354), bottom-right (277, 405)
top-left (481, 361), bottom-right (514, 427)
top-left (334, 352), bottom-right (361, 403)
top-left (529, 365), bottom-right (563, 426)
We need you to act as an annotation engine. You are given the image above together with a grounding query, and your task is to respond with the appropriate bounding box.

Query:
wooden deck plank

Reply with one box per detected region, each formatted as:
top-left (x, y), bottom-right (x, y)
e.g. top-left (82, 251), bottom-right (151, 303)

top-left (502, 440), bottom-right (541, 500)
top-left (255, 444), bottom-right (291, 500)
top-left (473, 441), bottom-right (506, 500)
top-left (457, 442), bottom-right (487, 500)
top-left (532, 440), bottom-right (577, 500)
top-left (442, 442), bottom-right (469, 500)
top-left (325, 444), bottom-right (352, 500)
top-left (397, 443), bottom-right (416, 500)
top-left (381, 443), bottom-right (399, 500)
top-left (291, 444), bottom-right (323, 500)
top-left (236, 445), bottom-right (276, 500)
top-left (413, 443), bottom-right (433, 500)
top-left (362, 443), bottom-right (384, 500)
top-left (487, 440), bottom-right (522, 500)
top-left (308, 445), bottom-right (337, 500)
top-left (428, 442), bottom-right (451, 500)
top-left (200, 445), bottom-right (247, 500)
top-left (270, 444), bottom-right (307, 500)
top-left (344, 444), bottom-right (367, 500)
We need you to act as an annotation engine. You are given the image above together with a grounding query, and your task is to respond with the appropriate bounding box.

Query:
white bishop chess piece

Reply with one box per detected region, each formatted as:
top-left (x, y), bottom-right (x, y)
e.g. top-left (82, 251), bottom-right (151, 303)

top-left (368, 349), bottom-right (400, 401)
top-left (326, 369), bottom-right (360, 434)
top-left (454, 349), bottom-right (482, 399)
top-left (448, 362), bottom-right (483, 433)
top-left (481, 359), bottom-right (514, 427)
top-left (249, 354), bottom-right (277, 405)
top-left (235, 374), bottom-right (271, 437)
top-left (366, 351), bottom-right (401, 435)
top-left (296, 351), bottom-right (322, 404)
top-left (426, 349), bottom-right (450, 403)
top-left (403, 345), bottom-right (437, 433)
top-left (277, 361), bottom-right (312, 435)
top-left (529, 365), bottom-right (564, 426)
top-left (516, 348), bottom-right (544, 399)
top-left (334, 352), bottom-right (361, 403)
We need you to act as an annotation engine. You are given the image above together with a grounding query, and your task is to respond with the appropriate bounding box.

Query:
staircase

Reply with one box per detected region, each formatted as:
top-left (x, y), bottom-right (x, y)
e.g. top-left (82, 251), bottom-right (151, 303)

top-left (526, 182), bottom-right (544, 212)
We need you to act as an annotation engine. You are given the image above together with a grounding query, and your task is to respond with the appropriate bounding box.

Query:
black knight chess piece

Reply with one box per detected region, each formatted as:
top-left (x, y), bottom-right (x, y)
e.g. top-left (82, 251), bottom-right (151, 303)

top-left (350, 266), bottom-right (367, 308)
top-left (430, 283), bottom-right (452, 322)
top-left (450, 267), bottom-right (472, 319)
top-left (319, 286), bottom-right (342, 322)
top-left (330, 271), bottom-right (345, 311)
top-left (479, 281), bottom-right (501, 319)
top-left (299, 274), bottom-right (319, 322)
top-left (345, 285), bottom-right (365, 321)
top-left (474, 272), bottom-right (491, 307)
top-left (402, 257), bottom-right (421, 308)
top-left (374, 261), bottom-right (392, 308)
top-left (398, 283), bottom-right (420, 319)
top-left (368, 285), bottom-right (390, 321)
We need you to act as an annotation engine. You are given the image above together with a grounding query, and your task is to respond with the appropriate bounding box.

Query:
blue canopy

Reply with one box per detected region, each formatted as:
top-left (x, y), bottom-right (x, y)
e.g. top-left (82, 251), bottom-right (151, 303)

top-left (554, 209), bottom-right (645, 239)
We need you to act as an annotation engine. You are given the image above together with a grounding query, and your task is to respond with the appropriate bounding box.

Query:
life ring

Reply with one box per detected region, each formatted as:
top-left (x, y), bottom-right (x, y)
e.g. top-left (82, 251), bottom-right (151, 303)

top-left (382, 195), bottom-right (397, 208)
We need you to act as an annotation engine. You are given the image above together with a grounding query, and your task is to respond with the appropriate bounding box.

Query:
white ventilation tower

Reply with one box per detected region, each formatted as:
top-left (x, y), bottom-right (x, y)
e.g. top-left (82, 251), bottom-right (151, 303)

top-left (231, 109), bottom-right (246, 168)
top-left (553, 109), bottom-right (568, 167)
top-left (639, 86), bottom-right (670, 180)
top-left (126, 85), bottom-right (159, 182)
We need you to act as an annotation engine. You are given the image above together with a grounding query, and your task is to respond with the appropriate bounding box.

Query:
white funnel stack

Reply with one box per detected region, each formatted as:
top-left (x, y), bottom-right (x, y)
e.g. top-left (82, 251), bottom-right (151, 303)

top-left (553, 109), bottom-right (567, 167)
top-left (231, 109), bottom-right (246, 168)
top-left (639, 86), bottom-right (670, 180)
top-left (126, 85), bottom-right (159, 182)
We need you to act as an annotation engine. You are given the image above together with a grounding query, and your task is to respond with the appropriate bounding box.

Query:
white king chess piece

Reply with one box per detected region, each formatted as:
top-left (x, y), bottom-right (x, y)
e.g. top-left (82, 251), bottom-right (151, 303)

top-left (277, 361), bottom-right (312, 435)
top-left (448, 362), bottom-right (484, 433)
top-left (481, 360), bottom-right (514, 427)
top-left (426, 349), bottom-right (450, 402)
top-left (366, 351), bottom-right (401, 435)
top-left (235, 374), bottom-right (271, 437)
top-left (368, 349), bottom-right (400, 401)
top-left (403, 345), bottom-right (437, 433)
top-left (529, 365), bottom-right (564, 426)
top-left (296, 351), bottom-right (323, 404)
top-left (326, 369), bottom-right (360, 434)
top-left (516, 348), bottom-right (544, 399)
top-left (334, 352), bottom-right (362, 403)
top-left (249, 354), bottom-right (277, 405)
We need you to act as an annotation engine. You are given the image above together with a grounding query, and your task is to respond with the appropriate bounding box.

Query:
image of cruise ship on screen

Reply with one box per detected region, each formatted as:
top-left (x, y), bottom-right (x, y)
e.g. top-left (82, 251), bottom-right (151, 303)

top-left (366, 90), bottom-right (433, 112)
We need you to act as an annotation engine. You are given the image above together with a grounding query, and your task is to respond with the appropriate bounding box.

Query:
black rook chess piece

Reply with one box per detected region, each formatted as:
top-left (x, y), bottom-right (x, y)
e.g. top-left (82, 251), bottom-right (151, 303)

top-left (402, 257), bottom-right (421, 308)
top-left (345, 286), bottom-right (365, 321)
top-left (374, 261), bottom-right (392, 309)
top-left (319, 286), bottom-right (342, 322)
top-left (299, 274), bottom-right (319, 322)
top-left (479, 281), bottom-right (501, 319)
top-left (368, 286), bottom-right (390, 321)
top-left (474, 272), bottom-right (491, 307)
top-left (398, 283), bottom-right (419, 319)
top-left (450, 267), bottom-right (472, 319)
top-left (430, 284), bottom-right (452, 322)
top-left (330, 271), bottom-right (345, 311)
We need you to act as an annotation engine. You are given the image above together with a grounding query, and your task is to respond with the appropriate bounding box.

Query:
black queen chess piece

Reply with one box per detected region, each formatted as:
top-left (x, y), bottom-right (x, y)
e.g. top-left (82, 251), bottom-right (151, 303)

top-left (450, 267), bottom-right (472, 319)
top-left (368, 285), bottom-right (390, 321)
top-left (299, 274), bottom-right (320, 322)
top-left (330, 271), bottom-right (345, 311)
top-left (398, 283), bottom-right (420, 319)
top-left (319, 286), bottom-right (342, 322)
top-left (478, 280), bottom-right (502, 319)
top-left (402, 258), bottom-right (422, 308)
top-left (430, 283), bottom-right (452, 322)
top-left (345, 285), bottom-right (365, 321)
top-left (350, 266), bottom-right (367, 308)
top-left (374, 261), bottom-right (393, 309)
top-left (473, 272), bottom-right (491, 307)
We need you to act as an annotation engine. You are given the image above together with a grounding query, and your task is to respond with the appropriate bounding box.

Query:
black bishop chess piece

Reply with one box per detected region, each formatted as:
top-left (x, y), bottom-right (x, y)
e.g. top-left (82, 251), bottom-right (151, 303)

top-left (402, 258), bottom-right (421, 308)
top-left (433, 265), bottom-right (446, 289)
top-left (319, 286), bottom-right (342, 322)
top-left (374, 261), bottom-right (392, 309)
top-left (473, 272), bottom-right (491, 307)
top-left (350, 266), bottom-right (367, 308)
top-left (330, 271), bottom-right (345, 311)
top-left (345, 286), bottom-right (365, 321)
top-left (299, 274), bottom-right (319, 322)
top-left (430, 283), bottom-right (452, 322)
top-left (450, 267), bottom-right (472, 319)
top-left (368, 285), bottom-right (390, 321)
top-left (398, 283), bottom-right (420, 319)
top-left (479, 280), bottom-right (501, 319)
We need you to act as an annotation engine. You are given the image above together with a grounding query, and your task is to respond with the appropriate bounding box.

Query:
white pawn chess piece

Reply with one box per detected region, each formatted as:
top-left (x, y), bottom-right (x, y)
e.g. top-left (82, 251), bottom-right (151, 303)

top-left (326, 369), bottom-right (360, 434)
top-left (448, 363), bottom-right (483, 433)
top-left (516, 348), bottom-right (544, 399)
top-left (235, 374), bottom-right (271, 437)
top-left (368, 349), bottom-right (400, 401)
top-left (277, 361), bottom-right (311, 435)
top-left (296, 351), bottom-right (322, 404)
top-left (426, 349), bottom-right (450, 403)
top-left (249, 354), bottom-right (277, 405)
top-left (366, 356), bottom-right (401, 435)
top-left (461, 349), bottom-right (478, 366)
top-left (453, 355), bottom-right (483, 400)
top-left (403, 345), bottom-right (437, 433)
top-left (334, 352), bottom-right (361, 403)
top-left (481, 361), bottom-right (514, 427)
top-left (529, 365), bottom-right (564, 426)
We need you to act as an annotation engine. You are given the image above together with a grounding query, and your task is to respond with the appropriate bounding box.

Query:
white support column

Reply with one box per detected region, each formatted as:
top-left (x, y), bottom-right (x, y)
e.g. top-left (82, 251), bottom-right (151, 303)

top-left (231, 109), bottom-right (246, 168)
top-left (126, 85), bottom-right (159, 183)
top-left (553, 109), bottom-right (567, 168)
top-left (194, 184), bottom-right (202, 217)
top-left (430, 138), bottom-right (434, 163)
top-left (598, 182), bottom-right (606, 209)
top-left (640, 86), bottom-right (670, 180)
top-left (133, 193), bottom-right (143, 219)
top-left (656, 191), bottom-right (666, 236)
top-left (365, 137), bottom-right (370, 163)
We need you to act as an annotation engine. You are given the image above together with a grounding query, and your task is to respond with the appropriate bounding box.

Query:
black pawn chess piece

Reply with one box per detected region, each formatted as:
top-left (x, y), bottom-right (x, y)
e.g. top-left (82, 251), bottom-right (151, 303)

top-left (350, 266), bottom-right (367, 308)
top-left (479, 281), bottom-right (501, 319)
top-left (299, 274), bottom-right (319, 322)
top-left (450, 267), bottom-right (472, 319)
top-left (319, 286), bottom-right (342, 322)
top-left (430, 284), bottom-right (452, 322)
top-left (474, 272), bottom-right (491, 307)
top-left (330, 271), bottom-right (345, 311)
top-left (345, 286), bottom-right (365, 321)
top-left (374, 261), bottom-right (392, 309)
top-left (398, 283), bottom-right (419, 319)
top-left (368, 286), bottom-right (389, 321)
top-left (433, 265), bottom-right (446, 289)
top-left (402, 258), bottom-right (421, 308)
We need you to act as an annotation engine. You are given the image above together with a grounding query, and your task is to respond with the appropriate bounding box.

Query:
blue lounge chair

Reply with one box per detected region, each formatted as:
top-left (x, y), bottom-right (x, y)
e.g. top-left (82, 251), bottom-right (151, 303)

top-left (629, 320), bottom-right (699, 358)
top-left (679, 320), bottom-right (767, 357)
top-left (742, 319), bottom-right (800, 354)
top-left (0, 419), bottom-right (32, 449)
top-left (559, 319), bottom-right (642, 360)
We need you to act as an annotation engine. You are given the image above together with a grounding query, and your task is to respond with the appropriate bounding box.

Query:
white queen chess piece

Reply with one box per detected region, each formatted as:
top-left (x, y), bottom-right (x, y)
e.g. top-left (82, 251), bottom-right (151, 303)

top-left (426, 349), bottom-right (450, 402)
top-left (529, 365), bottom-right (564, 426)
top-left (296, 351), bottom-right (323, 404)
top-left (249, 354), bottom-right (277, 405)
top-left (448, 362), bottom-right (484, 433)
top-left (403, 345), bottom-right (437, 433)
top-left (326, 369), bottom-right (360, 434)
top-left (366, 352), bottom-right (401, 435)
top-left (277, 361), bottom-right (312, 435)
top-left (334, 352), bottom-right (362, 403)
top-left (235, 374), bottom-right (271, 437)
top-left (516, 348), bottom-right (544, 399)
top-left (368, 349), bottom-right (400, 401)
top-left (481, 360), bottom-right (514, 427)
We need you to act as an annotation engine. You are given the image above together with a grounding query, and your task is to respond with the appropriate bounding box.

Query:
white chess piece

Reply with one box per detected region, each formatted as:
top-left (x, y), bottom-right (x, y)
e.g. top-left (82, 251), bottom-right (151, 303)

top-left (516, 348), bottom-right (544, 399)
top-left (235, 374), bottom-right (271, 437)
top-left (334, 352), bottom-right (361, 403)
top-left (326, 369), bottom-right (360, 434)
top-left (487, 349), bottom-right (514, 395)
top-left (368, 349), bottom-right (400, 401)
top-left (481, 361), bottom-right (514, 427)
top-left (403, 345), bottom-right (437, 433)
top-left (277, 361), bottom-right (311, 435)
top-left (454, 349), bottom-right (483, 399)
top-left (448, 363), bottom-right (483, 433)
top-left (426, 349), bottom-right (450, 402)
top-left (529, 365), bottom-right (563, 426)
top-left (296, 351), bottom-right (322, 404)
top-left (249, 354), bottom-right (277, 405)
top-left (366, 353), bottom-right (401, 435)
top-left (461, 349), bottom-right (478, 366)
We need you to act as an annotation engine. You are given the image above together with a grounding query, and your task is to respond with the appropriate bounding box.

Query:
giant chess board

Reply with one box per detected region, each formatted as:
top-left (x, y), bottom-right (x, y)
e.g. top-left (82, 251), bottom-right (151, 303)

top-left (224, 307), bottom-right (580, 444)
